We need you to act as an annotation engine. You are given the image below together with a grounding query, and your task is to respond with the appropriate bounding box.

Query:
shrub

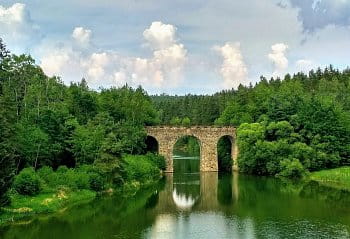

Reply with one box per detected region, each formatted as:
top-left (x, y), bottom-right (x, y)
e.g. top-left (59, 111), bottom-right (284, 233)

top-left (123, 155), bottom-right (160, 182)
top-left (77, 164), bottom-right (94, 173)
top-left (278, 158), bottom-right (306, 179)
top-left (56, 165), bottom-right (69, 174)
top-left (146, 153), bottom-right (166, 170)
top-left (37, 166), bottom-right (54, 182)
top-left (65, 169), bottom-right (89, 190)
top-left (74, 174), bottom-right (90, 190)
top-left (89, 173), bottom-right (104, 191)
top-left (13, 168), bottom-right (41, 195)
top-left (94, 153), bottom-right (125, 186)
top-left (181, 117), bottom-right (191, 127)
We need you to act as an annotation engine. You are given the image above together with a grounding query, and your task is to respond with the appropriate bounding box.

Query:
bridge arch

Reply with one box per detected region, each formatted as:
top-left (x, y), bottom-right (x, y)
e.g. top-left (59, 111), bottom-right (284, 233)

top-left (145, 135), bottom-right (159, 154)
top-left (217, 134), bottom-right (239, 172)
top-left (145, 126), bottom-right (238, 172)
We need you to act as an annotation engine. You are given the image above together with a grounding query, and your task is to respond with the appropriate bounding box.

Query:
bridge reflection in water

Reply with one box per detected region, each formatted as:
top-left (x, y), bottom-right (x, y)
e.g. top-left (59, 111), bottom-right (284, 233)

top-left (150, 153), bottom-right (240, 213)
top-left (153, 172), bottom-right (239, 213)
top-left (145, 172), bottom-right (243, 239)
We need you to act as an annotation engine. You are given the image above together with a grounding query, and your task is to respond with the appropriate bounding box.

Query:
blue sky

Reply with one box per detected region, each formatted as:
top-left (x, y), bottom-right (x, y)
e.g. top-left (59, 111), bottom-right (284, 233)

top-left (1, 0), bottom-right (350, 94)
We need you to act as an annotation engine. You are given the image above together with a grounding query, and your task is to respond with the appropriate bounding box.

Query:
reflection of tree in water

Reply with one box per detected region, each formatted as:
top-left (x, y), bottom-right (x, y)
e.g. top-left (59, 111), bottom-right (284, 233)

top-left (300, 181), bottom-right (350, 206)
top-left (173, 156), bottom-right (200, 174)
top-left (3, 173), bottom-right (350, 239)
top-left (217, 173), bottom-right (233, 205)
top-left (172, 172), bottom-right (200, 210)
top-left (0, 182), bottom-right (165, 239)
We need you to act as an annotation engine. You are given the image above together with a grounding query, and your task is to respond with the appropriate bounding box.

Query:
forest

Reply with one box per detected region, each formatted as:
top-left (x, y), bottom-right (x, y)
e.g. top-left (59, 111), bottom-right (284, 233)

top-left (153, 67), bottom-right (350, 177)
top-left (0, 39), bottom-right (164, 210)
top-left (1, 37), bottom-right (350, 211)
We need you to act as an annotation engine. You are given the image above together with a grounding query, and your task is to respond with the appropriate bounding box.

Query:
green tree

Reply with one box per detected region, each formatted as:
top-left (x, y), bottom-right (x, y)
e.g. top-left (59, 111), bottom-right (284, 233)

top-left (170, 116), bottom-right (181, 126)
top-left (0, 38), bottom-right (15, 205)
top-left (15, 122), bottom-right (50, 169)
top-left (181, 117), bottom-right (191, 127)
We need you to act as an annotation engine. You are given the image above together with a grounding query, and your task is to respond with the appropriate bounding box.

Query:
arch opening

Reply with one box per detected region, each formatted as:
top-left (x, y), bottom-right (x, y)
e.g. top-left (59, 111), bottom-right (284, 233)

top-left (145, 136), bottom-right (159, 154)
top-left (173, 135), bottom-right (201, 173)
top-left (217, 135), bottom-right (234, 172)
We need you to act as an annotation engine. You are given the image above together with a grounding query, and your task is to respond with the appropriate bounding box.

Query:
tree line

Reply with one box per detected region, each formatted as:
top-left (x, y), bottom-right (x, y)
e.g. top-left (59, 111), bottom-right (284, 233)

top-left (152, 67), bottom-right (350, 177)
top-left (1, 37), bottom-right (350, 206)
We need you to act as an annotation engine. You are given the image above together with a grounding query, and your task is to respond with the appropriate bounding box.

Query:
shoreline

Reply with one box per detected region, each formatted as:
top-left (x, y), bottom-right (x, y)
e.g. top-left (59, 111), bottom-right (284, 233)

top-left (308, 166), bottom-right (350, 192)
top-left (0, 178), bottom-right (163, 226)
top-left (2, 167), bottom-right (350, 226)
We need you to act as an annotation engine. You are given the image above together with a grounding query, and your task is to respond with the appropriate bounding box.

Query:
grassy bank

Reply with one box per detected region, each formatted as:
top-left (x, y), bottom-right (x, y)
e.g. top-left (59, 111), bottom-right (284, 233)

top-left (0, 189), bottom-right (96, 225)
top-left (309, 167), bottom-right (350, 191)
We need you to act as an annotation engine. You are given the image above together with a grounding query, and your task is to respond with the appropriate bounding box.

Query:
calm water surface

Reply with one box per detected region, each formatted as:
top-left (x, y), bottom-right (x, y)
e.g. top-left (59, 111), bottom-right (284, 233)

top-left (1, 155), bottom-right (350, 239)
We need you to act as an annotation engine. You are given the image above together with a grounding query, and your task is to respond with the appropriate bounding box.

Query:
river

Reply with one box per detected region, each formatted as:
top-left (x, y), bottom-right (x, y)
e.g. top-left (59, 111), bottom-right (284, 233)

top-left (1, 155), bottom-right (350, 239)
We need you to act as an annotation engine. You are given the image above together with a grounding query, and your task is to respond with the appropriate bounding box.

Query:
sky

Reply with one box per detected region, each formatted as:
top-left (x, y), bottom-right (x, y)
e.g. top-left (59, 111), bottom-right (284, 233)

top-left (0, 0), bottom-right (350, 94)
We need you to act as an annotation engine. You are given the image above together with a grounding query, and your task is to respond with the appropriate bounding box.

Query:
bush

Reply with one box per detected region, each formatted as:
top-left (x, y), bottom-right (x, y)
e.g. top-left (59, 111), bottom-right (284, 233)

top-left (65, 169), bottom-right (90, 190)
top-left (37, 166), bottom-right (100, 191)
top-left (181, 117), bottom-right (191, 127)
top-left (74, 174), bottom-right (90, 189)
top-left (13, 168), bottom-right (41, 195)
top-left (146, 153), bottom-right (166, 170)
top-left (278, 158), bottom-right (306, 179)
top-left (123, 155), bottom-right (160, 182)
top-left (77, 164), bottom-right (94, 173)
top-left (94, 153), bottom-right (125, 186)
top-left (89, 173), bottom-right (104, 191)
top-left (56, 165), bottom-right (69, 174)
top-left (37, 166), bottom-right (54, 181)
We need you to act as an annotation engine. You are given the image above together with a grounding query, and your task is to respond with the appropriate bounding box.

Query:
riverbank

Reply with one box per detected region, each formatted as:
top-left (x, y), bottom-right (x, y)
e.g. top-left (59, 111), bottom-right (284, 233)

top-left (0, 189), bottom-right (96, 225)
top-left (0, 178), bottom-right (163, 226)
top-left (0, 153), bottom-right (166, 226)
top-left (309, 166), bottom-right (350, 191)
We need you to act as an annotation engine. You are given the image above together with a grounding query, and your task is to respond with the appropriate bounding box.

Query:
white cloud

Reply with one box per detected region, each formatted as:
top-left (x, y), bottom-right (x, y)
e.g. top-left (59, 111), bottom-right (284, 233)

top-left (72, 27), bottom-right (92, 47)
top-left (39, 44), bottom-right (85, 83)
top-left (39, 21), bottom-right (187, 89)
top-left (295, 59), bottom-right (314, 73)
top-left (0, 3), bottom-right (40, 53)
top-left (214, 42), bottom-right (248, 89)
top-left (268, 43), bottom-right (289, 77)
top-left (143, 21), bottom-right (176, 50)
top-left (4, 0), bottom-right (349, 94)
top-left (114, 71), bottom-right (127, 86)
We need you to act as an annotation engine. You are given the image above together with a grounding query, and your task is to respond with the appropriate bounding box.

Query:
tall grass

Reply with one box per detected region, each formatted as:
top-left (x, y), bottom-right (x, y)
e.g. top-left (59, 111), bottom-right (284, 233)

top-left (310, 167), bottom-right (350, 191)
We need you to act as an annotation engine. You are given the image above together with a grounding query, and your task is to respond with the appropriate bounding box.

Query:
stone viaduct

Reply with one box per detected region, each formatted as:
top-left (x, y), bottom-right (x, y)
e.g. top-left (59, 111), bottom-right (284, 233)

top-left (145, 126), bottom-right (238, 172)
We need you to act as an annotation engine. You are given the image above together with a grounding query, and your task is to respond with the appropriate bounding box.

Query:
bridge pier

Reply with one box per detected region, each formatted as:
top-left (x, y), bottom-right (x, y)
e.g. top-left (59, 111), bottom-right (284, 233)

top-left (158, 139), bottom-right (175, 172)
top-left (232, 138), bottom-right (239, 171)
top-left (200, 139), bottom-right (218, 171)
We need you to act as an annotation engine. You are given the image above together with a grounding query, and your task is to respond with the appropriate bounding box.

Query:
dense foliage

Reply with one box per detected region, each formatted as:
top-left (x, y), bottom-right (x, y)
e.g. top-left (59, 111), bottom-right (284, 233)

top-left (12, 153), bottom-right (163, 196)
top-left (1, 35), bottom-right (350, 209)
top-left (0, 39), bottom-right (15, 205)
top-left (0, 39), bottom-right (163, 206)
top-left (13, 168), bottom-right (41, 196)
top-left (153, 68), bottom-right (350, 177)
top-left (220, 72), bottom-right (350, 177)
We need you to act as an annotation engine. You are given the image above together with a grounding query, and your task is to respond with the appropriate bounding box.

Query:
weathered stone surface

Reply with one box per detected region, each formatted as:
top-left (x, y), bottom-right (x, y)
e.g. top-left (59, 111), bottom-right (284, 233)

top-left (145, 126), bottom-right (238, 172)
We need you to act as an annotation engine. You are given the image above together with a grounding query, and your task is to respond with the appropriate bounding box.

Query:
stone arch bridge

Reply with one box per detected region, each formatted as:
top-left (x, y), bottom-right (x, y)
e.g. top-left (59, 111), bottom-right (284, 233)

top-left (145, 126), bottom-right (238, 172)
